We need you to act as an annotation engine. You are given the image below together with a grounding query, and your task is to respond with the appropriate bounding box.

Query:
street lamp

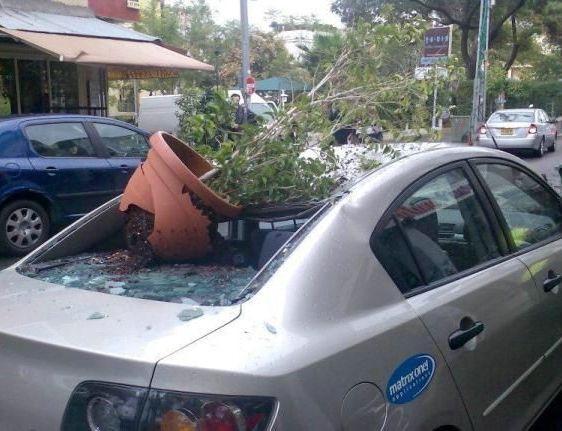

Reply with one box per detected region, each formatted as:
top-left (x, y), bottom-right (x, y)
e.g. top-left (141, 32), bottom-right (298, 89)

top-left (240, 0), bottom-right (250, 123)
top-left (468, 0), bottom-right (492, 145)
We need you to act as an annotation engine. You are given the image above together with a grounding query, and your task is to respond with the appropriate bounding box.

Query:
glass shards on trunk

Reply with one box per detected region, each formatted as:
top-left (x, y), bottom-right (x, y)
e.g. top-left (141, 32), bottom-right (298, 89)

top-left (20, 250), bottom-right (257, 306)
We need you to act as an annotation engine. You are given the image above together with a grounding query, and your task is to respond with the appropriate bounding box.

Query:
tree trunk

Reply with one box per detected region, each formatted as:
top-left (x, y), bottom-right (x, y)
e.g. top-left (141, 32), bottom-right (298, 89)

top-left (503, 15), bottom-right (520, 72)
top-left (460, 27), bottom-right (476, 79)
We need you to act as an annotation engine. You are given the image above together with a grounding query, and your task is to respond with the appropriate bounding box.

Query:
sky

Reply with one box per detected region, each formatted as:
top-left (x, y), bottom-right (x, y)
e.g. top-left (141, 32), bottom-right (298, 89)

top-left (205, 0), bottom-right (343, 31)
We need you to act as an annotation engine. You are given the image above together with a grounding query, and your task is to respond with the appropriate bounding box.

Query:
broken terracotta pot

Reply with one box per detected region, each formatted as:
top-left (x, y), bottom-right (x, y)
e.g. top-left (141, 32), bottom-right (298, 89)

top-left (119, 132), bottom-right (241, 261)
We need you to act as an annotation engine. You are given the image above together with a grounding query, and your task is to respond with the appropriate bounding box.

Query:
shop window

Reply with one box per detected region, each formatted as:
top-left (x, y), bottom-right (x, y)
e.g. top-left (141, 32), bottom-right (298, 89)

top-left (50, 62), bottom-right (79, 113)
top-left (18, 60), bottom-right (49, 114)
top-left (0, 59), bottom-right (17, 116)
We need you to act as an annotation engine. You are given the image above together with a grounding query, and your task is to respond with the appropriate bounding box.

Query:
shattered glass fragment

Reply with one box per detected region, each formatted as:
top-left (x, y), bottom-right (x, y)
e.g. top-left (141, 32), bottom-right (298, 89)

top-left (177, 307), bottom-right (204, 322)
top-left (19, 250), bottom-right (257, 306)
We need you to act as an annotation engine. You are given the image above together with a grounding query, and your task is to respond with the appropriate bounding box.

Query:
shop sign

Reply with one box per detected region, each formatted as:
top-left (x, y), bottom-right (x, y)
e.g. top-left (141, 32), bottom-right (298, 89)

top-left (108, 68), bottom-right (179, 80)
top-left (127, 0), bottom-right (141, 10)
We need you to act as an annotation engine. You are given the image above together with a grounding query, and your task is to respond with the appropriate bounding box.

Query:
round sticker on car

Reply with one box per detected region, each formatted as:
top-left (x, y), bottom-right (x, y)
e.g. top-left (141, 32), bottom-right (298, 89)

top-left (386, 354), bottom-right (436, 404)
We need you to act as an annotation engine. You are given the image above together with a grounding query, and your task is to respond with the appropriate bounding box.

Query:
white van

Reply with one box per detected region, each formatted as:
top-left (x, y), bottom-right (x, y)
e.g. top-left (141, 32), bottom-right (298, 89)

top-left (138, 91), bottom-right (276, 134)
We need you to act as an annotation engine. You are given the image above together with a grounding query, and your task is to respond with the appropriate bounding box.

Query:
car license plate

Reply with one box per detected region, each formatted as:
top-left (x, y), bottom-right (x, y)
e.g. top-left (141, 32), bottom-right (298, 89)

top-left (500, 128), bottom-right (513, 135)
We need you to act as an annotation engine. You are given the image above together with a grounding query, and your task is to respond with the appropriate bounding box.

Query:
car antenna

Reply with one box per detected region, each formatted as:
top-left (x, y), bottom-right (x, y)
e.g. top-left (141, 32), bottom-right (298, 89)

top-left (489, 127), bottom-right (500, 150)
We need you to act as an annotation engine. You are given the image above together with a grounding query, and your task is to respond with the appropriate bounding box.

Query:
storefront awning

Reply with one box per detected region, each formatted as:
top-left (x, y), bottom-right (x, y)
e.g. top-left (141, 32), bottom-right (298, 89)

top-left (0, 28), bottom-right (213, 72)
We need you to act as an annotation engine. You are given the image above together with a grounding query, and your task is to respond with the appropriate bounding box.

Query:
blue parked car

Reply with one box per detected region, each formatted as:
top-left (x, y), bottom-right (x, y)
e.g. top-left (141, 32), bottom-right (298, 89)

top-left (0, 115), bottom-right (150, 255)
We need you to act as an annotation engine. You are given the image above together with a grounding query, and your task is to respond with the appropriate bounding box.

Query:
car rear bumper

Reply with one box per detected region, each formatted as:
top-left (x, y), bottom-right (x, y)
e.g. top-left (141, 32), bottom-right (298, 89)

top-left (477, 135), bottom-right (540, 150)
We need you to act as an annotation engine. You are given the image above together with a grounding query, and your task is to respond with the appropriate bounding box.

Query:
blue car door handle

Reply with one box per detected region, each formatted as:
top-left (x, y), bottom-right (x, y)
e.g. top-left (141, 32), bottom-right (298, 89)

top-left (448, 320), bottom-right (485, 350)
top-left (45, 166), bottom-right (57, 176)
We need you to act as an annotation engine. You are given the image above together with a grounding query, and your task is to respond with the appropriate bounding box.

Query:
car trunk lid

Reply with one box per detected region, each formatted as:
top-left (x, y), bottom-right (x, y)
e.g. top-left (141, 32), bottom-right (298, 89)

top-left (488, 121), bottom-right (532, 138)
top-left (0, 268), bottom-right (240, 430)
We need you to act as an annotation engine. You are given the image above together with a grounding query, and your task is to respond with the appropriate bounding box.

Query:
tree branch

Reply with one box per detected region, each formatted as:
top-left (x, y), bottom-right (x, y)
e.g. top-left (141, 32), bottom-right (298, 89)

top-left (408, 0), bottom-right (467, 28)
top-left (489, 0), bottom-right (527, 43)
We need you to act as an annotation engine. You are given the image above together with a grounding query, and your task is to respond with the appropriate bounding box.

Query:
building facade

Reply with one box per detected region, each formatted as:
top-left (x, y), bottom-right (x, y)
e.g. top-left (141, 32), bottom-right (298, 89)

top-left (0, 0), bottom-right (210, 118)
top-left (56, 0), bottom-right (141, 22)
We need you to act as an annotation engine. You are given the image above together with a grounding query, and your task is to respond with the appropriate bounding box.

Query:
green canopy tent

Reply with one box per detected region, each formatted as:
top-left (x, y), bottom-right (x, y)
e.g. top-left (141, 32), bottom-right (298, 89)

top-left (255, 77), bottom-right (310, 93)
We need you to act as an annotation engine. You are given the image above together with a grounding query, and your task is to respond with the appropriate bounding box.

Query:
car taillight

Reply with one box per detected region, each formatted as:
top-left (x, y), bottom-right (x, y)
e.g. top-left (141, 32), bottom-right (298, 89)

top-left (142, 389), bottom-right (276, 431)
top-left (62, 382), bottom-right (276, 431)
top-left (528, 124), bottom-right (538, 134)
top-left (479, 125), bottom-right (487, 134)
top-left (61, 382), bottom-right (148, 431)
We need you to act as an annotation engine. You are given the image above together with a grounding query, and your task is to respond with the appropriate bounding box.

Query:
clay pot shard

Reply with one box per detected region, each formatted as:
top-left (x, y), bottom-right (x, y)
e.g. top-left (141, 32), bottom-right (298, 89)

top-left (119, 132), bottom-right (241, 261)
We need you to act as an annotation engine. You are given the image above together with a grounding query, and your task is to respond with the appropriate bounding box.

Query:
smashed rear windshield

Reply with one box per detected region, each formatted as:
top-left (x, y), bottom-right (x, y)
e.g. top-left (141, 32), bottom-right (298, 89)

top-left (18, 202), bottom-right (332, 306)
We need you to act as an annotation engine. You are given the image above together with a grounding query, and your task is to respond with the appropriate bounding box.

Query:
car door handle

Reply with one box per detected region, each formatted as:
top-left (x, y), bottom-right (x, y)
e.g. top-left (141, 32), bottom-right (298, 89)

top-left (45, 166), bottom-right (57, 176)
top-left (448, 320), bottom-right (485, 350)
top-left (119, 164), bottom-right (130, 173)
top-left (543, 270), bottom-right (561, 293)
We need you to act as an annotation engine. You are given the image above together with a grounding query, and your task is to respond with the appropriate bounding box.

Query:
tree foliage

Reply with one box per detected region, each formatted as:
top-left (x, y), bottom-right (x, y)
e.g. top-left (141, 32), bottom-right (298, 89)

top-left (331, 0), bottom-right (562, 78)
top-left (134, 0), bottom-right (309, 90)
top-left (176, 21), bottom-right (438, 206)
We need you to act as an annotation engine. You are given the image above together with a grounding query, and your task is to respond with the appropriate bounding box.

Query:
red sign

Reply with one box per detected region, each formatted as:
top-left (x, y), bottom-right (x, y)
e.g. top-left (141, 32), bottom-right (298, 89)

top-left (245, 76), bottom-right (256, 95)
top-left (88, 0), bottom-right (140, 22)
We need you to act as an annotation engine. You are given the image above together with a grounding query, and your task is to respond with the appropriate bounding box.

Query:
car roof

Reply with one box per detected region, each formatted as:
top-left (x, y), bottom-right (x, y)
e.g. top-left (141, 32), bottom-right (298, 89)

top-left (350, 145), bottom-right (529, 195)
top-left (0, 114), bottom-right (147, 134)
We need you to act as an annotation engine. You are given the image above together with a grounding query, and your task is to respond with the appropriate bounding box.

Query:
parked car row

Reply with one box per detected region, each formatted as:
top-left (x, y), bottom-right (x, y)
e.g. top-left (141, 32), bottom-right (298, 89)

top-left (0, 146), bottom-right (561, 429)
top-left (0, 115), bottom-right (149, 255)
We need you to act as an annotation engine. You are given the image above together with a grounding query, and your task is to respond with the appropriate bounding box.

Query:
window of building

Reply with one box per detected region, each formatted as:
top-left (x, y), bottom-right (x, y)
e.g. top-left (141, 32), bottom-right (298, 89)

top-left (476, 164), bottom-right (562, 250)
top-left (0, 59), bottom-right (17, 116)
top-left (26, 123), bottom-right (96, 157)
top-left (18, 60), bottom-right (49, 114)
top-left (50, 62), bottom-right (79, 113)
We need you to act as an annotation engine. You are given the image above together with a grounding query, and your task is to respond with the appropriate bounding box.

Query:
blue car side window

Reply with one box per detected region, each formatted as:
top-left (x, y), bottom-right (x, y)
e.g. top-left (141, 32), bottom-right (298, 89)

top-left (27, 123), bottom-right (95, 157)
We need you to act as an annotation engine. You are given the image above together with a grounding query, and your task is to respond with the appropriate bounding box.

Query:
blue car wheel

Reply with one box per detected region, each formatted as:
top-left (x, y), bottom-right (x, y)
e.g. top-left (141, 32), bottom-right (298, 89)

top-left (0, 200), bottom-right (50, 256)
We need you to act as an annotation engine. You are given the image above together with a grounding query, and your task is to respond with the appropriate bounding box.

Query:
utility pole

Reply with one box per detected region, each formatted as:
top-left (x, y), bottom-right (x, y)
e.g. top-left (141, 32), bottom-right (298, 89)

top-left (240, 0), bottom-right (250, 123)
top-left (468, 0), bottom-right (492, 145)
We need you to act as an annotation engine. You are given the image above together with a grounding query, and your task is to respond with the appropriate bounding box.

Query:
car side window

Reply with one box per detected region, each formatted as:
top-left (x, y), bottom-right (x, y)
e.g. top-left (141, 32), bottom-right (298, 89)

top-left (372, 168), bottom-right (501, 292)
top-left (26, 123), bottom-right (95, 157)
top-left (93, 123), bottom-right (149, 158)
top-left (371, 217), bottom-right (424, 293)
top-left (476, 163), bottom-right (562, 250)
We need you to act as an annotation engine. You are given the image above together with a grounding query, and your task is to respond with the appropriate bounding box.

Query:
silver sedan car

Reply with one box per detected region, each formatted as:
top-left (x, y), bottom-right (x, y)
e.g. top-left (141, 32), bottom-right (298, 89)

top-left (1, 147), bottom-right (561, 430)
top-left (478, 108), bottom-right (558, 156)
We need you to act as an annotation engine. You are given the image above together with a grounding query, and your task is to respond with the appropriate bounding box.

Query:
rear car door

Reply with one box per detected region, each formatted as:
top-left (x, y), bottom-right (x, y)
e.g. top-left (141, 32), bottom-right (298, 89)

top-left (373, 163), bottom-right (550, 429)
top-left (542, 110), bottom-right (557, 144)
top-left (90, 122), bottom-right (149, 190)
top-left (25, 121), bottom-right (115, 221)
top-left (473, 160), bottom-right (562, 408)
top-left (537, 110), bottom-right (548, 141)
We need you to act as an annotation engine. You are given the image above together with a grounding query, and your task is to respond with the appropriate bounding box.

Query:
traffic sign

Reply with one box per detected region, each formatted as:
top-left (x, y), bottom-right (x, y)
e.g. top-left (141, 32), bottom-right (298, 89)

top-left (245, 76), bottom-right (256, 95)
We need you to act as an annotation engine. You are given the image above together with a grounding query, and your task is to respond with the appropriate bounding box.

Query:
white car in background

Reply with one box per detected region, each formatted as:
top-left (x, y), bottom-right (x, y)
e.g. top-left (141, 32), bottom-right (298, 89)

top-left (138, 92), bottom-right (275, 135)
top-left (477, 108), bottom-right (558, 156)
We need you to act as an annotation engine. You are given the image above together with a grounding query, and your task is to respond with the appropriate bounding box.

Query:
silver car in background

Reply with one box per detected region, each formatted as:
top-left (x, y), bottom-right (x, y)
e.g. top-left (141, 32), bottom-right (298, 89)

top-left (478, 108), bottom-right (558, 156)
top-left (0, 147), bottom-right (561, 430)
